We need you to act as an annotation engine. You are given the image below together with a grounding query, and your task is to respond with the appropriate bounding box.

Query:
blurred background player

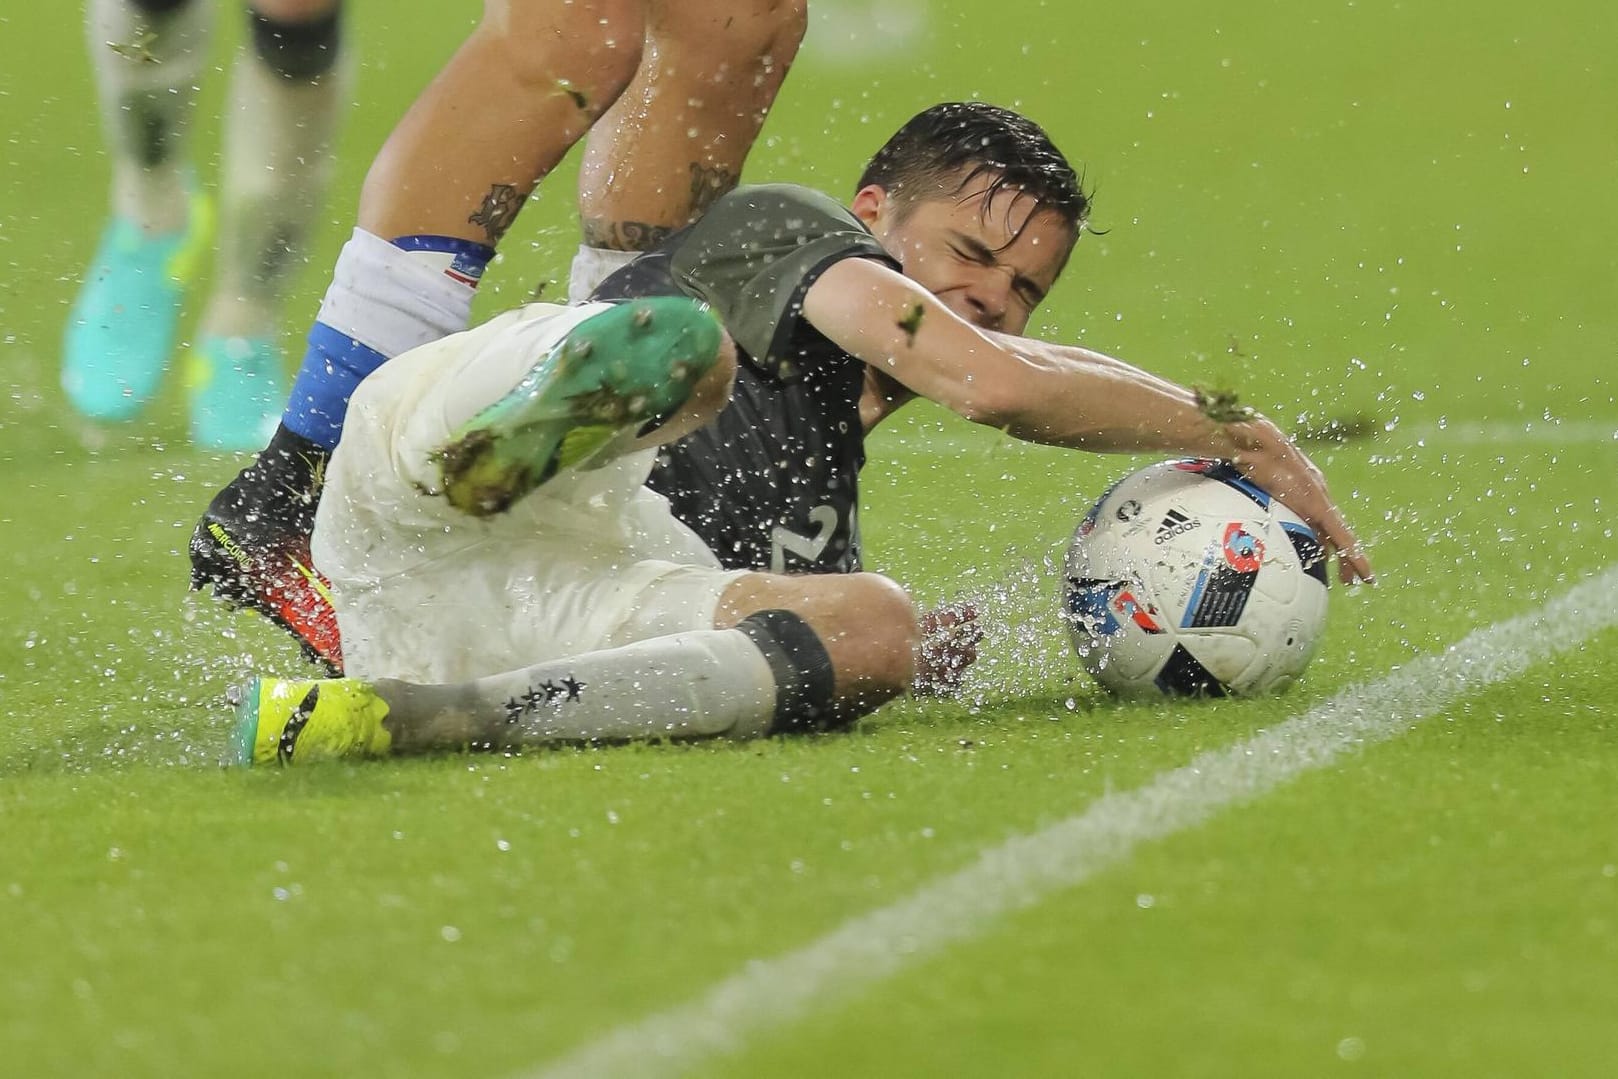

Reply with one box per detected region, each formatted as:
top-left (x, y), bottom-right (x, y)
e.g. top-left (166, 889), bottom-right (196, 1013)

top-left (64, 0), bottom-right (348, 450)
top-left (189, 0), bottom-right (808, 670)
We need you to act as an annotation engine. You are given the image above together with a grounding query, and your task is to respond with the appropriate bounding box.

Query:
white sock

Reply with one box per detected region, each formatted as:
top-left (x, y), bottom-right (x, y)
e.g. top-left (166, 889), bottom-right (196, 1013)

top-left (86, 0), bottom-right (213, 234)
top-left (376, 628), bottom-right (781, 749)
top-left (200, 35), bottom-right (350, 340)
top-left (567, 245), bottom-right (640, 303)
top-left (315, 228), bottom-right (479, 358)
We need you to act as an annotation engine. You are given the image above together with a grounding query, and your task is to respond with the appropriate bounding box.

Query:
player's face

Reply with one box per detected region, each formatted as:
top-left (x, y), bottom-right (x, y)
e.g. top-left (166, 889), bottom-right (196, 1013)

top-left (855, 177), bottom-right (1075, 334)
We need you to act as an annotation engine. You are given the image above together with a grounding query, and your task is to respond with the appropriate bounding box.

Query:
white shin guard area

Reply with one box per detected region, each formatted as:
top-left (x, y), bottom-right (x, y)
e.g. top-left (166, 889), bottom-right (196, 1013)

top-left (526, 564), bottom-right (1618, 1079)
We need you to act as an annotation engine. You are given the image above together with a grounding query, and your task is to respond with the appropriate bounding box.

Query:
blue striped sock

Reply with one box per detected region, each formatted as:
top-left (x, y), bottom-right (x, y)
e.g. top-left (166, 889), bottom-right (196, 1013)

top-left (282, 322), bottom-right (389, 451)
top-left (281, 233), bottom-right (493, 451)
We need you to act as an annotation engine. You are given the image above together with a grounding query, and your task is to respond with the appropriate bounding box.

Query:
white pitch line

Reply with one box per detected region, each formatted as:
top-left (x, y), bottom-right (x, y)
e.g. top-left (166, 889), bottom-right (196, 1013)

top-left (528, 565), bottom-right (1618, 1079)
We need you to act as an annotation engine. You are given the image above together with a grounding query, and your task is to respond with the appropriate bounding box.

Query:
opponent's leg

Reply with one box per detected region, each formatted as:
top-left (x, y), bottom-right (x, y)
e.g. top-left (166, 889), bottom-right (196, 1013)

top-left (191, 0), bottom-right (645, 664)
top-left (187, 0), bottom-right (348, 450)
top-left (65, 0), bottom-right (214, 420)
top-left (568, 0), bottom-right (809, 300)
top-left (289, 0), bottom-right (647, 455)
top-left (236, 608), bottom-right (840, 763)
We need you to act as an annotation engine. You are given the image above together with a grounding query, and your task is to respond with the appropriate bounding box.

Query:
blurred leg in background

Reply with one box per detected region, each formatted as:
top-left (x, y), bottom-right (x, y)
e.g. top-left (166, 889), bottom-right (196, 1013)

top-left (64, 0), bottom-right (347, 451)
top-left (188, 0), bottom-right (348, 450)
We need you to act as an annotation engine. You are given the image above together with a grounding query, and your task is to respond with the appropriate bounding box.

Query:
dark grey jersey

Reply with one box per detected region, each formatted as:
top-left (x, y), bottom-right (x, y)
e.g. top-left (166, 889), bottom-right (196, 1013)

top-left (592, 184), bottom-right (897, 574)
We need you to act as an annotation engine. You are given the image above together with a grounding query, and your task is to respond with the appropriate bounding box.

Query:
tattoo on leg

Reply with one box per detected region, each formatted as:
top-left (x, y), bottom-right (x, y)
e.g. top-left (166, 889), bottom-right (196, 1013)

top-left (688, 163), bottom-right (738, 218)
top-left (467, 183), bottom-right (527, 245)
top-left (579, 218), bottom-right (674, 253)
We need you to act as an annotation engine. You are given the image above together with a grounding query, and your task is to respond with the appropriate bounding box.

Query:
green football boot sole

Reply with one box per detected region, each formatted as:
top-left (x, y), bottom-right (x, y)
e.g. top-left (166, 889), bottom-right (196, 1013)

top-left (432, 298), bottom-right (722, 517)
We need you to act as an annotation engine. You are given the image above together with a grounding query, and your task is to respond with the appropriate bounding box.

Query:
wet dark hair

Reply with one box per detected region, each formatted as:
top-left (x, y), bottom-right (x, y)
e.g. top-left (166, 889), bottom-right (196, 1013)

top-left (856, 101), bottom-right (1090, 239)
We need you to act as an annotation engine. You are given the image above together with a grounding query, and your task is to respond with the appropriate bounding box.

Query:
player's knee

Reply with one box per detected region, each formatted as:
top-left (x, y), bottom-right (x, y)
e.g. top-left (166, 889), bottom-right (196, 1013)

top-left (483, 0), bottom-right (643, 111)
top-left (766, 0), bottom-right (811, 58)
top-left (736, 0), bottom-right (809, 60)
top-left (656, 0), bottom-right (808, 65)
top-left (248, 1), bottom-right (343, 81)
top-left (720, 570), bottom-right (918, 705)
top-left (796, 573), bottom-right (919, 725)
top-left (833, 572), bottom-right (920, 695)
top-left (732, 580), bottom-right (915, 735)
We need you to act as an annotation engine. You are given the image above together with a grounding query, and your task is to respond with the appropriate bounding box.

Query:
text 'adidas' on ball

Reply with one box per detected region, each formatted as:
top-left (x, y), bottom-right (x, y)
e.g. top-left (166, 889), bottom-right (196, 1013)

top-left (1064, 459), bottom-right (1330, 697)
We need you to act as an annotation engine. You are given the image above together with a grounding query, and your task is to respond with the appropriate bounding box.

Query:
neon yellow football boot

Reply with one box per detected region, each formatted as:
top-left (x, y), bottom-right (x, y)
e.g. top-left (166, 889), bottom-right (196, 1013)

top-left (432, 297), bottom-right (722, 516)
top-left (233, 676), bottom-right (392, 766)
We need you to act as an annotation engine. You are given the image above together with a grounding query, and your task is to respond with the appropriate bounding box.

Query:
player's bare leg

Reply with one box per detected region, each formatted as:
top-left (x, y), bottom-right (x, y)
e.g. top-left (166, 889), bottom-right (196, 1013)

top-left (188, 0), bottom-right (348, 450)
top-left (363, 0), bottom-right (644, 245)
top-left (568, 0), bottom-right (809, 299)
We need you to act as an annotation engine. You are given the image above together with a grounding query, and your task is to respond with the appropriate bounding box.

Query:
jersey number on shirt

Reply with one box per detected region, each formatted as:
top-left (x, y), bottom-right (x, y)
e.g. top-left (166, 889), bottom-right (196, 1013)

top-left (769, 503), bottom-right (847, 573)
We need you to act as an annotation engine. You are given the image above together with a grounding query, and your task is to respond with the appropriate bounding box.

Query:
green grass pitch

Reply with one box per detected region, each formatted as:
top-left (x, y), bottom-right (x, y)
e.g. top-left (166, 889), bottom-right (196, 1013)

top-left (2, 1), bottom-right (1616, 1075)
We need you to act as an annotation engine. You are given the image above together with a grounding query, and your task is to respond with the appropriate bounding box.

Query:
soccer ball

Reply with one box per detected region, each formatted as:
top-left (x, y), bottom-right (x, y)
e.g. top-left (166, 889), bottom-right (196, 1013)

top-left (1064, 459), bottom-right (1330, 697)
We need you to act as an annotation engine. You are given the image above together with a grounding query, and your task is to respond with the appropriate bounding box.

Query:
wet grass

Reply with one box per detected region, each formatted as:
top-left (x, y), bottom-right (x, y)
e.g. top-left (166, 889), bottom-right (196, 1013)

top-left (2, 0), bottom-right (1616, 1075)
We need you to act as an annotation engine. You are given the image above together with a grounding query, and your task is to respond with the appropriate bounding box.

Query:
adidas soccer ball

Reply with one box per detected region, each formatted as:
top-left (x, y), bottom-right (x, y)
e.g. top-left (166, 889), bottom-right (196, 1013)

top-left (1064, 459), bottom-right (1330, 697)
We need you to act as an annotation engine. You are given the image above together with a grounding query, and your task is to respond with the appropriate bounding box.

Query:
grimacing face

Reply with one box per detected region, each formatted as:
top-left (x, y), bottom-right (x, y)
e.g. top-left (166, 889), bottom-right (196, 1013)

top-left (851, 176), bottom-right (1076, 334)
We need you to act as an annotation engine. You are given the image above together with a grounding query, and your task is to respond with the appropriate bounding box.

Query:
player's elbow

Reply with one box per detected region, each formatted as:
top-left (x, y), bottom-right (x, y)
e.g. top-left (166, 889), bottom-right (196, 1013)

top-left (947, 368), bottom-right (1038, 431)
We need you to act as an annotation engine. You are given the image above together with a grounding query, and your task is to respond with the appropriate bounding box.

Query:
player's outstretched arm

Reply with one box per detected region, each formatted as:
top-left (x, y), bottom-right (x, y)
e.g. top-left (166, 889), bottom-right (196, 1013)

top-left (801, 258), bottom-right (1373, 584)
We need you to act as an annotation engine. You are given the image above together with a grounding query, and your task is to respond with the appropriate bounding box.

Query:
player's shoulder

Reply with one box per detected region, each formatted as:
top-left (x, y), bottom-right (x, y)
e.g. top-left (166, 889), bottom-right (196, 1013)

top-left (701, 183), bottom-right (863, 235)
top-left (716, 182), bottom-right (852, 215)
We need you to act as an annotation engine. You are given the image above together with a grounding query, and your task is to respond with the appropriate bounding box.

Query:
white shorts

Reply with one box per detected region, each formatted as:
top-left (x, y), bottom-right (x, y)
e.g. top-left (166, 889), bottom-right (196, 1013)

top-left (313, 302), bottom-right (746, 684)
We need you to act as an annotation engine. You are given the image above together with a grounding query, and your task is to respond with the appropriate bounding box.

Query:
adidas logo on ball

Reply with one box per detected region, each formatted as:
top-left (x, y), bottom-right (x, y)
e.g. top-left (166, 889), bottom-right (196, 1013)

top-left (1154, 508), bottom-right (1200, 544)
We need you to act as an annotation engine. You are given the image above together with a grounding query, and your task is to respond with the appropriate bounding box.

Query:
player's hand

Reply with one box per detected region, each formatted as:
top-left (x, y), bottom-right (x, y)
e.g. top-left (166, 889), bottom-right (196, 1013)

top-left (1223, 418), bottom-right (1375, 586)
top-left (913, 600), bottom-right (984, 696)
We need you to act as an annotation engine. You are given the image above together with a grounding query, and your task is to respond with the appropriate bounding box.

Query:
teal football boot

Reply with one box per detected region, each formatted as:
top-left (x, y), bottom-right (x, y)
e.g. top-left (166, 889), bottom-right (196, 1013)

top-left (62, 195), bottom-right (212, 420)
top-left (186, 335), bottom-right (286, 451)
top-left (432, 298), bottom-right (722, 517)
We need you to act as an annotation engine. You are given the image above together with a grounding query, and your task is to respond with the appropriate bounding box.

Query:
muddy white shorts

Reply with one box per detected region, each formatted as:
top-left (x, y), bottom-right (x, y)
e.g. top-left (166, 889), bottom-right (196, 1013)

top-left (312, 302), bottom-right (746, 684)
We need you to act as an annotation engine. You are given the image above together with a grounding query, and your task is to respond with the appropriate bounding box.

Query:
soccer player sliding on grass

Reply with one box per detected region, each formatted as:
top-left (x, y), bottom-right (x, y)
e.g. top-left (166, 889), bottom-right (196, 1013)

top-left (235, 103), bottom-right (1373, 764)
